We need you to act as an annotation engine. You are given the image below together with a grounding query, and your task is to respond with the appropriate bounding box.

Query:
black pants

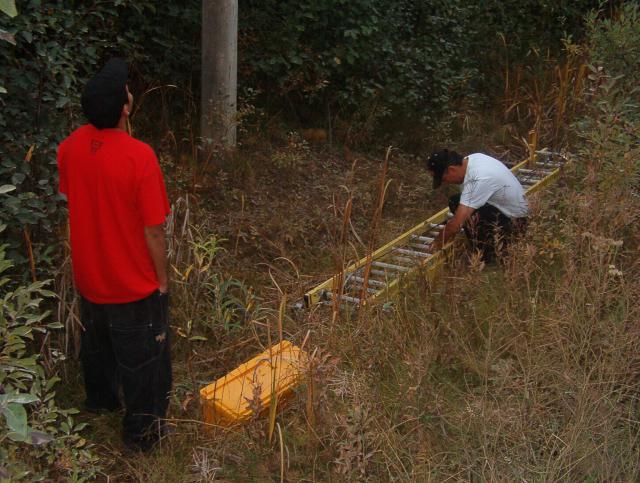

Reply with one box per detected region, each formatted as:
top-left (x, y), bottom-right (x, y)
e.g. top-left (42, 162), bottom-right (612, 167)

top-left (80, 290), bottom-right (172, 450)
top-left (449, 194), bottom-right (527, 263)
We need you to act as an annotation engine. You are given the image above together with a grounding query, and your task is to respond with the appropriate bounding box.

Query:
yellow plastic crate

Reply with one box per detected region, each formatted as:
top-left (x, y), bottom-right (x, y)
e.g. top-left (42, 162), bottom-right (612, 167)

top-left (200, 340), bottom-right (307, 426)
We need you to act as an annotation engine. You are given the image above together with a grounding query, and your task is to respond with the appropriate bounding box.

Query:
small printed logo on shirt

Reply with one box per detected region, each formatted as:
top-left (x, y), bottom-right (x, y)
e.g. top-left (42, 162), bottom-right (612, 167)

top-left (90, 140), bottom-right (103, 154)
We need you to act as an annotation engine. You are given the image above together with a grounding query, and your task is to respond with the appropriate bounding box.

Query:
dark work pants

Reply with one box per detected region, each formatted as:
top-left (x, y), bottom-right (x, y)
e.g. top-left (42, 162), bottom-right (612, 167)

top-left (80, 290), bottom-right (172, 450)
top-left (449, 194), bottom-right (527, 263)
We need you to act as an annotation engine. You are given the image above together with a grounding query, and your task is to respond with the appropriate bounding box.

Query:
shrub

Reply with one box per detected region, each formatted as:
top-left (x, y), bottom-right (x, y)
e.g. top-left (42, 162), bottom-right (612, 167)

top-left (0, 239), bottom-right (100, 480)
top-left (585, 3), bottom-right (640, 95)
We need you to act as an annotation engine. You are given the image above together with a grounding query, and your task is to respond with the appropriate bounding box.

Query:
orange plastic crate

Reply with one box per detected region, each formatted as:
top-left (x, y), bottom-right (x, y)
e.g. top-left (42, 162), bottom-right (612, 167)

top-left (200, 340), bottom-right (307, 426)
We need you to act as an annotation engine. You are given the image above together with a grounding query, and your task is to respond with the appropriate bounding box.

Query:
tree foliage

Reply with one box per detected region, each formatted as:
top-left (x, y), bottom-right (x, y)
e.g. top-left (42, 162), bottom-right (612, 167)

top-left (585, 2), bottom-right (640, 92)
top-left (240, 0), bottom-right (604, 128)
top-left (0, 1), bottom-right (200, 279)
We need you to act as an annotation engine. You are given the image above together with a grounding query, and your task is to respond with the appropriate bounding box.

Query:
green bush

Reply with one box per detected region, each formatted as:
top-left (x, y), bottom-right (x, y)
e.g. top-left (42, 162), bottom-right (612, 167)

top-left (575, 2), bottom-right (640, 197)
top-left (1, 2), bottom-right (118, 280)
top-left (0, 240), bottom-right (101, 480)
top-left (240, 0), bottom-right (603, 133)
top-left (585, 2), bottom-right (640, 93)
top-left (241, 0), bottom-right (479, 126)
top-left (0, 1), bottom-right (198, 281)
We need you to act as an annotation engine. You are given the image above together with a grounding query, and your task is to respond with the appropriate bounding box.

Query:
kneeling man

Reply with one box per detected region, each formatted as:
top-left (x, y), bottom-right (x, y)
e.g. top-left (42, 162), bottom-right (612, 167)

top-left (426, 149), bottom-right (528, 262)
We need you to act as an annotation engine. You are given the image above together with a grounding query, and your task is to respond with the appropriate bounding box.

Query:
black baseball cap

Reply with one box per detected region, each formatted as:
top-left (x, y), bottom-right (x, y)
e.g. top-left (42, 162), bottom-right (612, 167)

top-left (426, 149), bottom-right (463, 189)
top-left (81, 58), bottom-right (128, 129)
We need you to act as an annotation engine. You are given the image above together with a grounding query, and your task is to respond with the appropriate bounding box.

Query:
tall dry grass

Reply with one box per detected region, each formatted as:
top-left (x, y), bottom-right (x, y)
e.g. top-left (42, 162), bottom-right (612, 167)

top-left (300, 152), bottom-right (639, 481)
top-left (268, 22), bottom-right (640, 481)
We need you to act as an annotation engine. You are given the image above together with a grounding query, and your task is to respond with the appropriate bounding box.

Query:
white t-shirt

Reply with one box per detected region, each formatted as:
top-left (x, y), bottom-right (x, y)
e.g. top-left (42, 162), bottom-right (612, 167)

top-left (460, 153), bottom-right (528, 218)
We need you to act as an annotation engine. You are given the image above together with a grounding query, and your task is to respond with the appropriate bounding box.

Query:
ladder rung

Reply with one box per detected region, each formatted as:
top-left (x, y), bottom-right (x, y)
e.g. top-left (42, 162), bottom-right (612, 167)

top-left (349, 284), bottom-right (379, 294)
top-left (353, 268), bottom-right (393, 281)
top-left (324, 291), bottom-right (362, 304)
top-left (518, 173), bottom-right (542, 178)
top-left (519, 171), bottom-right (542, 176)
top-left (392, 256), bottom-right (419, 265)
top-left (370, 269), bottom-right (391, 277)
top-left (410, 242), bottom-right (432, 250)
top-left (372, 261), bottom-right (410, 272)
top-left (519, 168), bottom-right (553, 174)
top-left (352, 276), bottom-right (387, 287)
top-left (395, 247), bottom-right (430, 258)
top-left (411, 235), bottom-right (434, 243)
top-left (429, 223), bottom-right (445, 229)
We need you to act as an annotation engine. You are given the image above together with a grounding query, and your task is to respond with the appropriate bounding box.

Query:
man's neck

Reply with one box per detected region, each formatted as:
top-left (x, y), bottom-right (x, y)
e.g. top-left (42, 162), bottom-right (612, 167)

top-left (115, 116), bottom-right (127, 132)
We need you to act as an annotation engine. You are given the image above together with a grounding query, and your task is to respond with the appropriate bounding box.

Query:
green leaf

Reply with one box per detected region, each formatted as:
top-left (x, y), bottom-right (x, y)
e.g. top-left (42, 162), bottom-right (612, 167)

top-left (11, 326), bottom-right (32, 337)
top-left (2, 403), bottom-right (28, 436)
top-left (0, 184), bottom-right (16, 194)
top-left (45, 376), bottom-right (60, 391)
top-left (0, 85), bottom-right (6, 94)
top-left (55, 96), bottom-right (69, 109)
top-left (7, 431), bottom-right (28, 442)
top-left (0, 0), bottom-right (17, 18)
top-left (0, 392), bottom-right (39, 405)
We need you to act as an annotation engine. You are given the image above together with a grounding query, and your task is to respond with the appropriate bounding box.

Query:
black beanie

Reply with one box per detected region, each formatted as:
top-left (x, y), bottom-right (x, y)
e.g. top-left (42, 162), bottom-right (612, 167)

top-left (81, 58), bottom-right (128, 129)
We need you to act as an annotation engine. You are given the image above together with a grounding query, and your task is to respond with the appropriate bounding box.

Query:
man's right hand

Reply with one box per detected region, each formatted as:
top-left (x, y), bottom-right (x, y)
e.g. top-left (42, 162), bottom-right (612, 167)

top-left (144, 224), bottom-right (169, 296)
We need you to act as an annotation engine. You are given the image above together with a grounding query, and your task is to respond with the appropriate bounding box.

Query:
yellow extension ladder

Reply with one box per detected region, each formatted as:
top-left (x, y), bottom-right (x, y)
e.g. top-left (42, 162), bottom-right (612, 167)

top-left (303, 150), bottom-right (568, 309)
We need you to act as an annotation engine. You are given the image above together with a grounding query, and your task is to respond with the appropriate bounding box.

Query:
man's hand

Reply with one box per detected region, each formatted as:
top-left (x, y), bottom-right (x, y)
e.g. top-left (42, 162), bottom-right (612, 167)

top-left (431, 203), bottom-right (475, 251)
top-left (144, 224), bottom-right (169, 293)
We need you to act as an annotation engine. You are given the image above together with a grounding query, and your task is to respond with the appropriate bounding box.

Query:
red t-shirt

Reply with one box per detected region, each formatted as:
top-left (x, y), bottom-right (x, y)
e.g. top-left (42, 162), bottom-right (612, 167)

top-left (57, 124), bottom-right (170, 304)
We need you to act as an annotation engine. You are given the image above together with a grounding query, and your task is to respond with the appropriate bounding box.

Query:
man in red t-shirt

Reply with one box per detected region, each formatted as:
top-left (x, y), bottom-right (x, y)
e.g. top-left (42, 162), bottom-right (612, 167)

top-left (57, 58), bottom-right (172, 451)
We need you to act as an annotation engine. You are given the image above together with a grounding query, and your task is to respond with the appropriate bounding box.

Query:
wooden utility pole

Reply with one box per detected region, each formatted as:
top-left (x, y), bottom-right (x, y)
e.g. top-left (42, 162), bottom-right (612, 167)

top-left (201, 0), bottom-right (238, 149)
